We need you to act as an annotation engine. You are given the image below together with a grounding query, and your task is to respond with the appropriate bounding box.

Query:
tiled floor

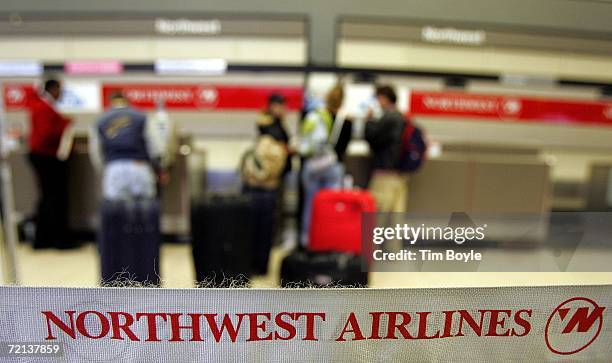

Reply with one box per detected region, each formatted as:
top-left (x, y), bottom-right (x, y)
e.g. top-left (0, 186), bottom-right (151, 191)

top-left (13, 242), bottom-right (612, 288)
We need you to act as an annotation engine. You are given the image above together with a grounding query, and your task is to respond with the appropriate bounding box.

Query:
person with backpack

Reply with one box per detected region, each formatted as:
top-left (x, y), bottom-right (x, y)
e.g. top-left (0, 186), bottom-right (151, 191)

top-left (240, 93), bottom-right (290, 275)
top-left (298, 85), bottom-right (345, 247)
top-left (365, 85), bottom-right (426, 214)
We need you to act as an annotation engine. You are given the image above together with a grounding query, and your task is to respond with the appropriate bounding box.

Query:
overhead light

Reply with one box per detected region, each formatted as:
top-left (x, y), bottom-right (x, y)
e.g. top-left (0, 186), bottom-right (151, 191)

top-left (155, 18), bottom-right (221, 35)
top-left (65, 61), bottom-right (123, 75)
top-left (422, 26), bottom-right (486, 46)
top-left (0, 60), bottom-right (42, 77)
top-left (501, 74), bottom-right (556, 87)
top-left (155, 59), bottom-right (227, 76)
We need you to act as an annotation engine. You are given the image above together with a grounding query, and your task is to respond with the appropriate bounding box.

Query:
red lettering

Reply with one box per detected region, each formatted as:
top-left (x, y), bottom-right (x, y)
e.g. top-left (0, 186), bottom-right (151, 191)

top-left (135, 313), bottom-right (168, 342)
top-left (168, 313), bottom-right (203, 342)
top-left (484, 310), bottom-right (512, 337)
top-left (336, 312), bottom-right (365, 342)
top-left (512, 309), bottom-right (532, 337)
top-left (76, 311), bottom-right (110, 339)
top-left (108, 311), bottom-right (139, 341)
top-left (440, 311), bottom-right (456, 338)
top-left (456, 310), bottom-right (484, 337)
top-left (243, 313), bottom-right (273, 342)
top-left (274, 312), bottom-right (296, 341)
top-left (42, 311), bottom-right (76, 340)
top-left (295, 312), bottom-right (325, 341)
top-left (204, 314), bottom-right (244, 342)
top-left (416, 312), bottom-right (440, 339)
top-left (385, 312), bottom-right (413, 339)
top-left (368, 312), bottom-right (385, 340)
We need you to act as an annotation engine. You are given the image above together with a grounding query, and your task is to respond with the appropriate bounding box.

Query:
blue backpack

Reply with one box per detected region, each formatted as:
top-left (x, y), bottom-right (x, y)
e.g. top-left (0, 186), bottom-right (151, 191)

top-left (397, 120), bottom-right (427, 172)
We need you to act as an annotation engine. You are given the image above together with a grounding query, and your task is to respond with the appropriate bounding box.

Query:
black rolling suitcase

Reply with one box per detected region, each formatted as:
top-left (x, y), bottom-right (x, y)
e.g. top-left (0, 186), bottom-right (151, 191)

top-left (344, 154), bottom-right (374, 189)
top-left (280, 250), bottom-right (368, 287)
top-left (98, 199), bottom-right (161, 286)
top-left (191, 194), bottom-right (255, 287)
top-left (244, 187), bottom-right (278, 275)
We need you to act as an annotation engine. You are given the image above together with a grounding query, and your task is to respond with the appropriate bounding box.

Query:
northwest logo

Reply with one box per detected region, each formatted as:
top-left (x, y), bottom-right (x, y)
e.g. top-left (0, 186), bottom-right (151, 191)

top-left (545, 297), bottom-right (605, 355)
top-left (196, 87), bottom-right (219, 107)
top-left (6, 87), bottom-right (25, 104)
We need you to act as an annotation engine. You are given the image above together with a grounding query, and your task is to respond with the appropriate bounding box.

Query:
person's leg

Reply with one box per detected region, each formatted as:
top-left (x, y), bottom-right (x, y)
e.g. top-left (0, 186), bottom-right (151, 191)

top-left (296, 157), bottom-right (306, 246)
top-left (393, 174), bottom-right (410, 213)
top-left (251, 189), bottom-right (277, 275)
top-left (369, 172), bottom-right (394, 212)
top-left (369, 172), bottom-right (404, 252)
top-left (387, 174), bottom-right (410, 252)
top-left (322, 163), bottom-right (344, 189)
top-left (28, 154), bottom-right (53, 249)
top-left (300, 163), bottom-right (318, 247)
top-left (49, 159), bottom-right (71, 249)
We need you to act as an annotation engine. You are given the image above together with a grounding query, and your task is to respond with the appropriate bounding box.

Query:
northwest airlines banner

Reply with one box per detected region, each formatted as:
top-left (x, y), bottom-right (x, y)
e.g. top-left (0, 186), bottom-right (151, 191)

top-left (3, 83), bottom-right (303, 112)
top-left (409, 91), bottom-right (612, 126)
top-left (101, 84), bottom-right (303, 111)
top-left (0, 285), bottom-right (610, 361)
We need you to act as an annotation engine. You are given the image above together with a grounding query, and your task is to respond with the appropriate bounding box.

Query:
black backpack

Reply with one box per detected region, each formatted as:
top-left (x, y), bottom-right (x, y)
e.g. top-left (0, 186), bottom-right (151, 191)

top-left (397, 120), bottom-right (427, 172)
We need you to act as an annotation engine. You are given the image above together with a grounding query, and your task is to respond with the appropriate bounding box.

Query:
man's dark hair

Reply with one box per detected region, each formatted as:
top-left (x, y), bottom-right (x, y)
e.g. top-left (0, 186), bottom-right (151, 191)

top-left (44, 79), bottom-right (60, 93)
top-left (109, 91), bottom-right (126, 102)
top-left (268, 93), bottom-right (286, 106)
top-left (375, 85), bottom-right (397, 104)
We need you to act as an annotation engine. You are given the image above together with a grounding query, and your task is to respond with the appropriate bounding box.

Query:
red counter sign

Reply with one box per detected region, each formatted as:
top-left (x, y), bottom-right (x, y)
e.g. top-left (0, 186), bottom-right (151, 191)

top-left (3, 83), bottom-right (36, 110)
top-left (102, 84), bottom-right (303, 111)
top-left (409, 91), bottom-right (612, 126)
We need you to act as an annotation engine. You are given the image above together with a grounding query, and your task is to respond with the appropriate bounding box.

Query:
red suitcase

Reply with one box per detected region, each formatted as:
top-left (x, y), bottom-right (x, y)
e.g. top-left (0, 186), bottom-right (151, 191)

top-left (309, 189), bottom-right (376, 254)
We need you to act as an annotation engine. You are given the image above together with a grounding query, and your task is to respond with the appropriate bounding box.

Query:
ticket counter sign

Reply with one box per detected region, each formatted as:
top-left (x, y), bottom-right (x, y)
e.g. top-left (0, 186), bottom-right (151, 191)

top-left (409, 91), bottom-right (612, 126)
top-left (101, 84), bottom-right (303, 111)
top-left (3, 82), bottom-right (101, 113)
top-left (3, 83), bottom-right (34, 110)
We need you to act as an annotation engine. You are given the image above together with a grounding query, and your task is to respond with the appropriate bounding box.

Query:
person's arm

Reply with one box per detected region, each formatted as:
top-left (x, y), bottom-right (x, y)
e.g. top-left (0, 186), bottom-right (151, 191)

top-left (298, 112), bottom-right (318, 156)
top-left (88, 124), bottom-right (103, 173)
top-left (50, 106), bottom-right (71, 139)
top-left (163, 118), bottom-right (178, 169)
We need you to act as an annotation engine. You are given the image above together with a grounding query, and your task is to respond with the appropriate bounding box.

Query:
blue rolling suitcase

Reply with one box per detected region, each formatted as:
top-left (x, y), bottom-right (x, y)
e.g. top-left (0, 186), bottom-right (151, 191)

top-left (98, 199), bottom-right (161, 286)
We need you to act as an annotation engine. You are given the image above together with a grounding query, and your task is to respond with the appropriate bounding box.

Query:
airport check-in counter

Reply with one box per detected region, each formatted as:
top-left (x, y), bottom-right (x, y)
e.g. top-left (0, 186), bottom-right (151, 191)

top-left (406, 145), bottom-right (552, 244)
top-left (10, 134), bottom-right (202, 238)
top-left (586, 163), bottom-right (612, 211)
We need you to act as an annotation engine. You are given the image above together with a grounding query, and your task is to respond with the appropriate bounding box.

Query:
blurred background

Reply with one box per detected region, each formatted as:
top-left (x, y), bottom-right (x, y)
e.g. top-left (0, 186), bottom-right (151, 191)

top-left (0, 0), bottom-right (611, 287)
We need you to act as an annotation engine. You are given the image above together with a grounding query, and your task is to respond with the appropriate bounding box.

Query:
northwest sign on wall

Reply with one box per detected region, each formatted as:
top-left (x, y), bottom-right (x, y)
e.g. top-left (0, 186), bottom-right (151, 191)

top-left (409, 91), bottom-right (612, 126)
top-left (0, 285), bottom-right (609, 361)
top-left (3, 83), bottom-right (303, 112)
top-left (101, 84), bottom-right (303, 111)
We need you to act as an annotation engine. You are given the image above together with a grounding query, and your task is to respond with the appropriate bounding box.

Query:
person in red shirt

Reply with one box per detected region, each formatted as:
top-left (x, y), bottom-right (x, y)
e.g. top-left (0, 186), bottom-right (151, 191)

top-left (28, 79), bottom-right (72, 249)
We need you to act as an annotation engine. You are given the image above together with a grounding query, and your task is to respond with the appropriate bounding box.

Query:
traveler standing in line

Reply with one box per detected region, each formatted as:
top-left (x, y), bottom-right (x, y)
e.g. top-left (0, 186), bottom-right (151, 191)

top-left (298, 85), bottom-right (345, 247)
top-left (365, 85), bottom-right (408, 214)
top-left (241, 93), bottom-right (290, 275)
top-left (89, 92), bottom-right (165, 285)
top-left (27, 78), bottom-right (73, 249)
top-left (89, 92), bottom-right (164, 200)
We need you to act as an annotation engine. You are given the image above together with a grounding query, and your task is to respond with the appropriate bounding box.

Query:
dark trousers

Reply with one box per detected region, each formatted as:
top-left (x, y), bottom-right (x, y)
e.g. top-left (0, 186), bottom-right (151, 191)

top-left (28, 153), bottom-right (70, 249)
top-left (243, 185), bottom-right (278, 275)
